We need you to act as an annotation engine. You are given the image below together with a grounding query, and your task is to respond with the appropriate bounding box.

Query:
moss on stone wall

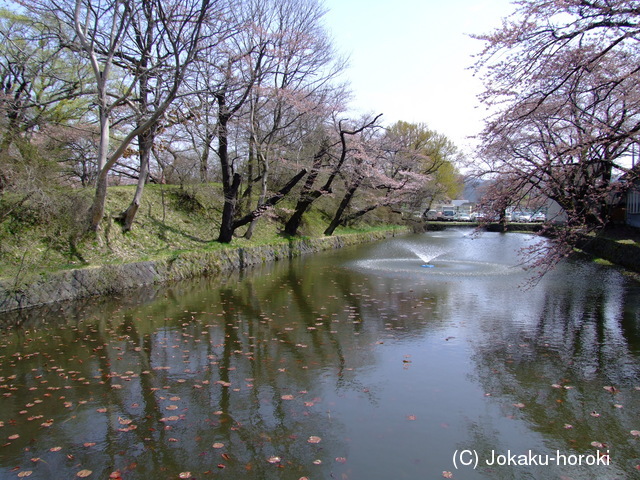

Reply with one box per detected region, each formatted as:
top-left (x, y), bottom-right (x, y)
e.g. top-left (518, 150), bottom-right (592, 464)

top-left (0, 228), bottom-right (407, 314)
top-left (576, 235), bottom-right (640, 272)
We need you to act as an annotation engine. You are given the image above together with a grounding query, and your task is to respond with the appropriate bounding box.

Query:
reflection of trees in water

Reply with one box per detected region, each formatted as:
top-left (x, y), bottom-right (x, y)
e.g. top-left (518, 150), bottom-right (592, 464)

top-left (467, 263), bottom-right (640, 476)
top-left (2, 255), bottom-right (420, 478)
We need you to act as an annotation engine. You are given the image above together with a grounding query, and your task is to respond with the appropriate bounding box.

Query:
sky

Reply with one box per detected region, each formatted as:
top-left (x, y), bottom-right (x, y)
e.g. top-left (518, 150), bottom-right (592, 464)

top-left (0, 0), bottom-right (513, 155)
top-left (321, 0), bottom-right (515, 155)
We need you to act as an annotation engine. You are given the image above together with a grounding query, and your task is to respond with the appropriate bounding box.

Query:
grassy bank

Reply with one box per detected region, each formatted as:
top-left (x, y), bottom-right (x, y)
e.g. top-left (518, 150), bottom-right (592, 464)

top-left (0, 183), bottom-right (406, 286)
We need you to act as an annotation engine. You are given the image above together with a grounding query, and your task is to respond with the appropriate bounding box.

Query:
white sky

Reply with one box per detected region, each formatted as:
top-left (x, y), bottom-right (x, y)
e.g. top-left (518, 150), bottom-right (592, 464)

top-left (322, 0), bottom-right (515, 156)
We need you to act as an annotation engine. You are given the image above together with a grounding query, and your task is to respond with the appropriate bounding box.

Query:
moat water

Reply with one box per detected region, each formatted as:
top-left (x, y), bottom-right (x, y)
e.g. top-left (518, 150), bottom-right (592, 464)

top-left (1, 229), bottom-right (639, 479)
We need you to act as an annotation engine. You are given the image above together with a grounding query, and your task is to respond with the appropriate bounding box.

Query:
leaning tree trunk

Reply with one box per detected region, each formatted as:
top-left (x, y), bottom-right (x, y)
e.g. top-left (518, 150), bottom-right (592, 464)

top-left (324, 178), bottom-right (362, 236)
top-left (339, 203), bottom-right (378, 226)
top-left (283, 145), bottom-right (327, 235)
top-left (232, 169), bottom-right (307, 231)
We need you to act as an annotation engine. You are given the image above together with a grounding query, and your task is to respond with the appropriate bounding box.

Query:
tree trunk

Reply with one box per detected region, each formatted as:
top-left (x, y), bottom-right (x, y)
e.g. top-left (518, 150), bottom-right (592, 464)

top-left (233, 168), bottom-right (307, 231)
top-left (283, 145), bottom-right (327, 235)
top-left (200, 129), bottom-right (214, 183)
top-left (97, 105), bottom-right (110, 172)
top-left (499, 209), bottom-right (508, 233)
top-left (244, 151), bottom-right (269, 240)
top-left (87, 99), bottom-right (111, 232)
top-left (89, 169), bottom-right (109, 232)
top-left (339, 203), bottom-right (378, 226)
top-left (284, 187), bottom-right (323, 236)
top-left (216, 89), bottom-right (239, 244)
top-left (117, 127), bottom-right (155, 232)
top-left (324, 179), bottom-right (362, 236)
top-left (218, 173), bottom-right (242, 243)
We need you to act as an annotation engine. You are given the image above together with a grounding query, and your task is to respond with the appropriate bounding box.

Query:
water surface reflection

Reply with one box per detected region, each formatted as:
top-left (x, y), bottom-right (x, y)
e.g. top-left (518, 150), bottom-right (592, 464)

top-left (1, 229), bottom-right (639, 479)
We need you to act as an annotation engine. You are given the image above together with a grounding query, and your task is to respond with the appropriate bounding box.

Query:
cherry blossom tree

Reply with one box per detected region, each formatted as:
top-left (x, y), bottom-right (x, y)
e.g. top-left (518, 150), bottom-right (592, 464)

top-left (472, 0), bottom-right (640, 271)
top-left (283, 113), bottom-right (383, 236)
top-left (180, 0), bottom-right (346, 243)
top-left (324, 121), bottom-right (450, 234)
top-left (238, 0), bottom-right (347, 239)
top-left (383, 121), bottom-right (462, 217)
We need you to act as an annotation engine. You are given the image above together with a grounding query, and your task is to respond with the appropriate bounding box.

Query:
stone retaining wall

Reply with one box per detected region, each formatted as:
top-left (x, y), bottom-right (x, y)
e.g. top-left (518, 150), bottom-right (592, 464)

top-left (575, 235), bottom-right (640, 272)
top-left (0, 229), bottom-right (406, 314)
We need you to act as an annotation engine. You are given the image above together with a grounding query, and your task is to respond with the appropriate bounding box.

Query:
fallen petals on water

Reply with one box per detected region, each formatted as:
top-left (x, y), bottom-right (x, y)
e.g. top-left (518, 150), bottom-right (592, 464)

top-left (307, 436), bottom-right (321, 444)
top-left (76, 470), bottom-right (92, 478)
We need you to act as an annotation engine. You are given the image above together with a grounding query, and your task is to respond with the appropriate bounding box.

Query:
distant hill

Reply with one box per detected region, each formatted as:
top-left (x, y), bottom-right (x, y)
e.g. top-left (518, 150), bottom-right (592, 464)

top-left (462, 178), bottom-right (486, 203)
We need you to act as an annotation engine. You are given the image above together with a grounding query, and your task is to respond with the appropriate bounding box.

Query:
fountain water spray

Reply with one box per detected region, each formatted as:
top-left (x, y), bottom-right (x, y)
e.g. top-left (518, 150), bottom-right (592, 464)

top-left (404, 242), bottom-right (446, 267)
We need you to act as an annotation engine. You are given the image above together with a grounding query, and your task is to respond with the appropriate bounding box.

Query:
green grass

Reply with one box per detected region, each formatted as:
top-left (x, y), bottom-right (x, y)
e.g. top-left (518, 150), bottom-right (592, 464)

top-left (593, 258), bottom-right (615, 266)
top-left (615, 239), bottom-right (638, 246)
top-left (0, 183), bottom-right (405, 284)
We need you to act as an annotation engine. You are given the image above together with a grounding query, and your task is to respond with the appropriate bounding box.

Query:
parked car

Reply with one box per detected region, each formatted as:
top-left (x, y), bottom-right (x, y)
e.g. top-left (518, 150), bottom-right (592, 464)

top-left (510, 211), bottom-right (532, 222)
top-left (470, 212), bottom-right (486, 222)
top-left (532, 212), bottom-right (546, 222)
top-left (441, 210), bottom-right (456, 221)
top-left (425, 210), bottom-right (439, 220)
top-left (455, 212), bottom-right (471, 222)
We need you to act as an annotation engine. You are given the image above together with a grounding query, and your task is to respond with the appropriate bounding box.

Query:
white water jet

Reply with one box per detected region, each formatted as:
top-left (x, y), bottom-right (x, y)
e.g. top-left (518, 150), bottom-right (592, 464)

top-left (404, 243), bottom-right (446, 265)
top-left (349, 236), bottom-right (521, 278)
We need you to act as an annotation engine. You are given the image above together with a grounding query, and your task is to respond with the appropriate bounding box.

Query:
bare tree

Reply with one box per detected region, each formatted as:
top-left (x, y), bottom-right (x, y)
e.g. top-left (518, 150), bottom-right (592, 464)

top-left (183, 0), bottom-right (344, 243)
top-left (19, 0), bottom-right (219, 232)
top-left (240, 0), bottom-right (347, 239)
top-left (115, 0), bottom-right (231, 232)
